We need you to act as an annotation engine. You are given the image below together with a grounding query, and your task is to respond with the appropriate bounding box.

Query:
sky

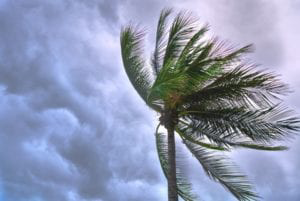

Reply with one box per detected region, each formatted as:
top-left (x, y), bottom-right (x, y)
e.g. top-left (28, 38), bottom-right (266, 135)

top-left (0, 0), bottom-right (300, 201)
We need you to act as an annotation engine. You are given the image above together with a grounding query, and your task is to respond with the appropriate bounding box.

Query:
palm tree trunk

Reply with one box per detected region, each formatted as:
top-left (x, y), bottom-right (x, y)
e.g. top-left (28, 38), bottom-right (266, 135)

top-left (167, 120), bottom-right (178, 201)
top-left (161, 109), bottom-right (178, 201)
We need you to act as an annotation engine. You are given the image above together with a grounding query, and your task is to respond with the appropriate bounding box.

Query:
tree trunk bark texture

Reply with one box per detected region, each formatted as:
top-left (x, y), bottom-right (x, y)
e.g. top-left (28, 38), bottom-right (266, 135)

top-left (166, 110), bottom-right (178, 201)
top-left (167, 127), bottom-right (178, 201)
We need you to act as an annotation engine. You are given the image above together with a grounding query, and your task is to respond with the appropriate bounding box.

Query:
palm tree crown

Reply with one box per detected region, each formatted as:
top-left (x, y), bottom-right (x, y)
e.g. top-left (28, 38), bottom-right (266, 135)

top-left (120, 8), bottom-right (299, 201)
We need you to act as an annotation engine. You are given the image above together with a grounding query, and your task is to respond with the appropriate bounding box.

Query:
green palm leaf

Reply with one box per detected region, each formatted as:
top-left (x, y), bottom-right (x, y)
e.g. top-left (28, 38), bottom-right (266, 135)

top-left (183, 63), bottom-right (289, 108)
top-left (178, 120), bottom-right (289, 151)
top-left (175, 25), bottom-right (209, 69)
top-left (183, 140), bottom-right (260, 201)
top-left (152, 8), bottom-right (173, 75)
top-left (120, 25), bottom-right (150, 101)
top-left (176, 126), bottom-right (227, 151)
top-left (163, 11), bottom-right (197, 67)
top-left (180, 105), bottom-right (299, 143)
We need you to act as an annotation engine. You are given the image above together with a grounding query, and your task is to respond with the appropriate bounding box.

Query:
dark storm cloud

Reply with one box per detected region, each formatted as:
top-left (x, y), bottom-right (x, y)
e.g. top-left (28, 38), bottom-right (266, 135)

top-left (217, 0), bottom-right (283, 67)
top-left (216, 0), bottom-right (283, 66)
top-left (184, 0), bottom-right (284, 67)
top-left (0, 1), bottom-right (163, 201)
top-left (77, 0), bottom-right (120, 24)
top-left (231, 144), bottom-right (300, 201)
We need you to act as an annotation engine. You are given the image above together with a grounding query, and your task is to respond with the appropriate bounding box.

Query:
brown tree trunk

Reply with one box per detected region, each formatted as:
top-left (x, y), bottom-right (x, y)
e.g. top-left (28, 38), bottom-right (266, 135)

top-left (166, 110), bottom-right (178, 201)
top-left (167, 126), bottom-right (178, 201)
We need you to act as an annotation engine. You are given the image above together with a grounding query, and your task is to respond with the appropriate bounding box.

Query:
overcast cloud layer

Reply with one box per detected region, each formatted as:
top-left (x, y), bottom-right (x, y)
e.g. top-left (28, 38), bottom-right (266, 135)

top-left (0, 1), bottom-right (300, 201)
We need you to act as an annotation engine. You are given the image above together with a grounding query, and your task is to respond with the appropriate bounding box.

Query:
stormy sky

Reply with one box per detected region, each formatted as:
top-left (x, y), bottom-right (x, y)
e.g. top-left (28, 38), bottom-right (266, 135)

top-left (0, 0), bottom-right (300, 201)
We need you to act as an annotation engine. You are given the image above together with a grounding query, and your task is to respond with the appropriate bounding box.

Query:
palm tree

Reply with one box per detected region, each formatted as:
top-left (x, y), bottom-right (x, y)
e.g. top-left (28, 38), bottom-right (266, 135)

top-left (120, 8), bottom-right (299, 201)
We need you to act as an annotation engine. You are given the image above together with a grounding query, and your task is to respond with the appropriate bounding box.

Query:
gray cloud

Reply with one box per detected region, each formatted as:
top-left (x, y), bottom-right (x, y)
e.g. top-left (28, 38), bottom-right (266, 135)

top-left (174, 0), bottom-right (284, 67)
top-left (0, 0), bottom-right (300, 201)
top-left (0, 1), bottom-right (162, 201)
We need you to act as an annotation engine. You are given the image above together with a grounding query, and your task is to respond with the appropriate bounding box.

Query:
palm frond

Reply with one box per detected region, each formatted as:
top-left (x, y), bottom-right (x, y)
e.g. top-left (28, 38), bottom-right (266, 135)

top-left (183, 140), bottom-right (260, 201)
top-left (157, 42), bottom-right (252, 99)
top-left (180, 104), bottom-right (300, 143)
top-left (121, 25), bottom-right (162, 111)
top-left (183, 63), bottom-right (290, 108)
top-left (176, 25), bottom-right (209, 69)
top-left (148, 11), bottom-right (199, 102)
top-left (178, 120), bottom-right (289, 151)
top-left (188, 40), bottom-right (252, 72)
top-left (152, 8), bottom-right (173, 75)
top-left (196, 44), bottom-right (253, 68)
top-left (172, 44), bottom-right (251, 98)
top-left (188, 41), bottom-right (214, 69)
top-left (155, 125), bottom-right (198, 201)
top-left (163, 11), bottom-right (197, 68)
top-left (230, 143), bottom-right (288, 151)
top-left (176, 126), bottom-right (227, 151)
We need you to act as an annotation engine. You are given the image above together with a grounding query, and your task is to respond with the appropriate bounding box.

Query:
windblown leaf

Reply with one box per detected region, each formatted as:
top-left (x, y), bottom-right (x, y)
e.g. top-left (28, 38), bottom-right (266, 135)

top-left (121, 26), bottom-right (162, 111)
top-left (176, 25), bottom-right (209, 69)
top-left (180, 105), bottom-right (300, 143)
top-left (163, 11), bottom-right (197, 67)
top-left (152, 8), bottom-right (173, 75)
top-left (184, 140), bottom-right (260, 201)
top-left (183, 63), bottom-right (290, 110)
top-left (178, 120), bottom-right (289, 151)
top-left (176, 126), bottom-right (227, 151)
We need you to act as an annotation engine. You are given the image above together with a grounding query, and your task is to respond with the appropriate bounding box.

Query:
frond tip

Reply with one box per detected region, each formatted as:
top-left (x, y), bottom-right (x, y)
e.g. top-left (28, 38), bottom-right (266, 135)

top-left (152, 8), bottom-right (173, 75)
top-left (120, 25), bottom-right (151, 104)
top-left (184, 140), bottom-right (260, 201)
